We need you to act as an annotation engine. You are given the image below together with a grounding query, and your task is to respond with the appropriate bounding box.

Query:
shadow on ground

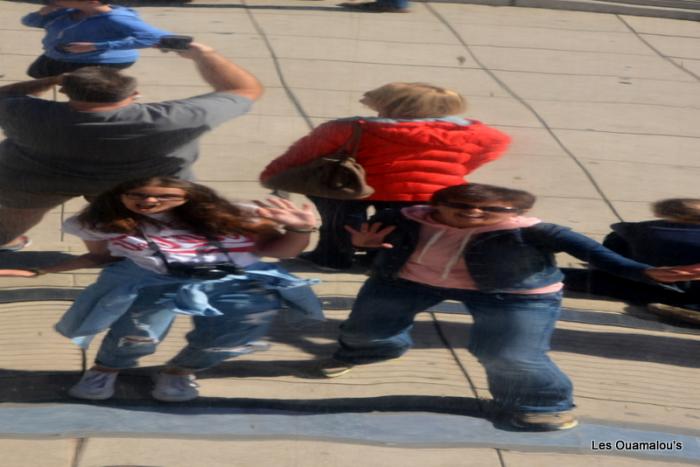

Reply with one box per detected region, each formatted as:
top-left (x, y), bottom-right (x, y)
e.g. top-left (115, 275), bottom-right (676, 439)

top-left (0, 369), bottom-right (486, 419)
top-left (0, 251), bottom-right (77, 269)
top-left (269, 315), bottom-right (700, 368)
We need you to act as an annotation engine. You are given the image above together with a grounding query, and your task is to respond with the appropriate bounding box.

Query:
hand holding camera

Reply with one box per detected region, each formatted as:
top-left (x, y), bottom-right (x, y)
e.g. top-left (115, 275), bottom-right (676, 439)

top-left (158, 35), bottom-right (194, 51)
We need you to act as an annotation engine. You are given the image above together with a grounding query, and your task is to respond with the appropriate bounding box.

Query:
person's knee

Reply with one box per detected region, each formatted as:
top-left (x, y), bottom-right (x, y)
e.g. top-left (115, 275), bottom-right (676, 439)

top-left (470, 345), bottom-right (540, 368)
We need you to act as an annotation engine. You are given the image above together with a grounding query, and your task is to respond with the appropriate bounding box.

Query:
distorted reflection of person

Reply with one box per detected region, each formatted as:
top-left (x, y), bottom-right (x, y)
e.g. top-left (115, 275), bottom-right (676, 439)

top-left (260, 82), bottom-right (510, 270)
top-left (22, 0), bottom-right (169, 78)
top-left (0, 42), bottom-right (262, 252)
top-left (0, 177), bottom-right (322, 401)
top-left (315, 183), bottom-right (687, 431)
top-left (338, 0), bottom-right (410, 13)
top-left (564, 198), bottom-right (700, 326)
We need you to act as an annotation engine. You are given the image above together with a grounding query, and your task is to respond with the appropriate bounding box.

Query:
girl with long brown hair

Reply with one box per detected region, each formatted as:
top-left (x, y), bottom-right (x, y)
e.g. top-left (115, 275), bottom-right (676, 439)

top-left (0, 177), bottom-right (321, 402)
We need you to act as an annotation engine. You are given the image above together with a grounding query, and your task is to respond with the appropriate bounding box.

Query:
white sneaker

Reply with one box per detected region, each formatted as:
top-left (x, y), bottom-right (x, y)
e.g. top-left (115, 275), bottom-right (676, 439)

top-left (68, 370), bottom-right (118, 400)
top-left (152, 373), bottom-right (199, 402)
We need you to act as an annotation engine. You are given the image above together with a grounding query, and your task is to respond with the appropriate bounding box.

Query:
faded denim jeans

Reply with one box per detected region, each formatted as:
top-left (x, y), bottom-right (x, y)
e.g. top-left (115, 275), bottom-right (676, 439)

top-left (335, 277), bottom-right (573, 414)
top-left (96, 280), bottom-right (280, 371)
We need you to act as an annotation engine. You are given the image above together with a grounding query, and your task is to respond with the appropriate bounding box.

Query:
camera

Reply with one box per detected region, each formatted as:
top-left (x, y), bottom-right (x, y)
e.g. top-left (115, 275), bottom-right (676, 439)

top-left (167, 263), bottom-right (243, 279)
top-left (158, 35), bottom-right (194, 50)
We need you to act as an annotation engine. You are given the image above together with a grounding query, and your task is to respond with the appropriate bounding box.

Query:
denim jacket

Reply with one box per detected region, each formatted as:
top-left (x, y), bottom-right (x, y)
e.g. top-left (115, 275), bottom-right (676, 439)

top-left (369, 209), bottom-right (657, 293)
top-left (56, 259), bottom-right (323, 348)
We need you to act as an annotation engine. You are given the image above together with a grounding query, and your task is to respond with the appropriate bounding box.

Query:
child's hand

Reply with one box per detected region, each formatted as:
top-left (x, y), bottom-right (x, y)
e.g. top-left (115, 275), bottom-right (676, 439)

top-left (0, 269), bottom-right (40, 278)
top-left (645, 265), bottom-right (700, 283)
top-left (344, 223), bottom-right (396, 249)
top-left (255, 197), bottom-right (317, 231)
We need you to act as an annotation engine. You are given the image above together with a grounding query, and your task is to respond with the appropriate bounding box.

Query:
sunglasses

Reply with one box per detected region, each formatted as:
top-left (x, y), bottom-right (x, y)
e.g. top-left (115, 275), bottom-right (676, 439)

top-left (438, 201), bottom-right (520, 213)
top-left (122, 192), bottom-right (186, 201)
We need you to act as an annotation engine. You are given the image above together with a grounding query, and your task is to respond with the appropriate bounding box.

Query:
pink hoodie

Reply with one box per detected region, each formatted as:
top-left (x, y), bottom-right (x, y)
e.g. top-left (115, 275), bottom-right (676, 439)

top-left (397, 206), bottom-right (563, 294)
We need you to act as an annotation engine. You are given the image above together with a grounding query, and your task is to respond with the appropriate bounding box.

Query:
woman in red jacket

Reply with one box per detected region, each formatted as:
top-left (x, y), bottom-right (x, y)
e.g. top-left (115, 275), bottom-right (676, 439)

top-left (260, 82), bottom-right (511, 270)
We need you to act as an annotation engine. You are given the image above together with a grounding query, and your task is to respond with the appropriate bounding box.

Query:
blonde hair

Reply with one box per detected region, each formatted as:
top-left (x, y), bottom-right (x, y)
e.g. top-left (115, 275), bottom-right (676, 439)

top-left (363, 82), bottom-right (466, 119)
top-left (652, 198), bottom-right (700, 223)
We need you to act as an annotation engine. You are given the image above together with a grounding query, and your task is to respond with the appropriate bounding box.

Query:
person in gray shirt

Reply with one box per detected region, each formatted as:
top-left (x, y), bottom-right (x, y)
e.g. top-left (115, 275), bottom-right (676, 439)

top-left (0, 42), bottom-right (263, 251)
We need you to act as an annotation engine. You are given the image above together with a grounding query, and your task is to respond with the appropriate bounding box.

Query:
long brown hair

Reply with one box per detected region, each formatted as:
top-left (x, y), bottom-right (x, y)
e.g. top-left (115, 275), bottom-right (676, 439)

top-left (77, 177), bottom-right (280, 239)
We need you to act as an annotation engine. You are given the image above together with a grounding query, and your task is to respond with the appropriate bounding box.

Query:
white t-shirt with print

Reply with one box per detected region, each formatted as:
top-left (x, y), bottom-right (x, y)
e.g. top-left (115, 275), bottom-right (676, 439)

top-left (63, 215), bottom-right (260, 274)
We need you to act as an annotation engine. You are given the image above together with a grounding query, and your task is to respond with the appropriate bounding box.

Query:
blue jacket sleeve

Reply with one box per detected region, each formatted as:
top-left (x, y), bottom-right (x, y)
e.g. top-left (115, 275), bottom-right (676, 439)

top-left (531, 223), bottom-right (653, 282)
top-left (93, 17), bottom-right (169, 51)
top-left (21, 10), bottom-right (66, 28)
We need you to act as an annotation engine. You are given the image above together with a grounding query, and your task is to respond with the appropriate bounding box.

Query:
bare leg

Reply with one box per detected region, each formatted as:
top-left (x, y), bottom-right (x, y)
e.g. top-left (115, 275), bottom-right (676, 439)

top-left (0, 206), bottom-right (52, 246)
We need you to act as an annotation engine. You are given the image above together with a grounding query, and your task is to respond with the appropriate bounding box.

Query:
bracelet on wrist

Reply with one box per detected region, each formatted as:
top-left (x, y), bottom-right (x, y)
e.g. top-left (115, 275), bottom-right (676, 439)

top-left (283, 226), bottom-right (318, 234)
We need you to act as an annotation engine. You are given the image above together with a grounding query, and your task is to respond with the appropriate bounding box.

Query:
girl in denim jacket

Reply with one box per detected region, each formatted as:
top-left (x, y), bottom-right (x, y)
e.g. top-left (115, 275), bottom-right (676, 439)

top-left (318, 183), bottom-right (681, 431)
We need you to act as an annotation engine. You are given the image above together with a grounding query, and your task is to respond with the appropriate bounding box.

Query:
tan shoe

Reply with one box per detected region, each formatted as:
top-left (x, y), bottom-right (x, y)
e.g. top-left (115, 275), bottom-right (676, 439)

top-left (510, 410), bottom-right (579, 431)
top-left (317, 359), bottom-right (354, 378)
top-left (647, 303), bottom-right (700, 326)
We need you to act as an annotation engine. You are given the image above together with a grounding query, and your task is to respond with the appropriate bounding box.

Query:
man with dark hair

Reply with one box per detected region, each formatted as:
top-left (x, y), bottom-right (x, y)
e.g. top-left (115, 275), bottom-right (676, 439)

top-left (0, 42), bottom-right (263, 251)
top-left (59, 67), bottom-right (138, 102)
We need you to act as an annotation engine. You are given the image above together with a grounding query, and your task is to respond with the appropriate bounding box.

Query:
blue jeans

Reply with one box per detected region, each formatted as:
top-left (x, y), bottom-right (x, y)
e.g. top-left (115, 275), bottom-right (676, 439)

top-left (96, 281), bottom-right (280, 371)
top-left (335, 278), bottom-right (573, 413)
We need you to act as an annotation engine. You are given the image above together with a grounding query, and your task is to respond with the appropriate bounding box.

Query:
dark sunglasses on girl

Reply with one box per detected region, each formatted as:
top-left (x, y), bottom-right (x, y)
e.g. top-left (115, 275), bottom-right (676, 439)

top-left (438, 201), bottom-right (520, 213)
top-left (122, 192), bottom-right (186, 201)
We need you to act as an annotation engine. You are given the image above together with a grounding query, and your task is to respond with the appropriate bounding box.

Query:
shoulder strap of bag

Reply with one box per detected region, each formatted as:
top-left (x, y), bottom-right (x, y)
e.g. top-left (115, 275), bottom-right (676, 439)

top-left (337, 122), bottom-right (362, 161)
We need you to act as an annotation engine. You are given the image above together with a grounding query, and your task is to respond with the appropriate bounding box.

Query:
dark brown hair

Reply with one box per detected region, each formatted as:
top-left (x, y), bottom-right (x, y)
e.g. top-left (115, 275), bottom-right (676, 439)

top-left (77, 177), bottom-right (280, 239)
top-left (61, 67), bottom-right (137, 103)
top-left (431, 183), bottom-right (536, 210)
top-left (652, 198), bottom-right (700, 223)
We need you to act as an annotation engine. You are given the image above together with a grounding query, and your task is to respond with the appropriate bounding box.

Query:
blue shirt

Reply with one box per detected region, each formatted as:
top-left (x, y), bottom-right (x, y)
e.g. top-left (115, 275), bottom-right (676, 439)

top-left (22, 6), bottom-right (169, 64)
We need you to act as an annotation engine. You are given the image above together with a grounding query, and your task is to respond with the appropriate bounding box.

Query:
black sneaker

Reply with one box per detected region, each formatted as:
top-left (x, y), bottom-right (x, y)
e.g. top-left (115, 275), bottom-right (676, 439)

top-left (339, 2), bottom-right (410, 13)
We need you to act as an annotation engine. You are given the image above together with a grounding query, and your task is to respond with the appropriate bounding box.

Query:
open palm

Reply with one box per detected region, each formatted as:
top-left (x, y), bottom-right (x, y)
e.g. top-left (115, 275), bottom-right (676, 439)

top-left (344, 223), bottom-right (396, 248)
top-left (255, 197), bottom-right (317, 229)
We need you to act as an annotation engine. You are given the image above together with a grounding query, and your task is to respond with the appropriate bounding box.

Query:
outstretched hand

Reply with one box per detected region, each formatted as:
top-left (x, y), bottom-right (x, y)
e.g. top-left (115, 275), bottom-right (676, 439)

top-left (646, 264), bottom-right (700, 283)
top-left (255, 197), bottom-right (317, 230)
top-left (344, 223), bottom-right (396, 249)
top-left (0, 269), bottom-right (39, 278)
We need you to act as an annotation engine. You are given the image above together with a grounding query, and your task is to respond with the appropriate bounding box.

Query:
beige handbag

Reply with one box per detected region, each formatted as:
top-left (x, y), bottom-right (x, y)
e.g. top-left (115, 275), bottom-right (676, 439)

top-left (262, 123), bottom-right (374, 200)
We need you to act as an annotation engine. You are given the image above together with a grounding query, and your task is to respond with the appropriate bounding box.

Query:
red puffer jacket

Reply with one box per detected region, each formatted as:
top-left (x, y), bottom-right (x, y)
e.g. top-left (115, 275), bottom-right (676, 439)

top-left (259, 117), bottom-right (510, 202)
